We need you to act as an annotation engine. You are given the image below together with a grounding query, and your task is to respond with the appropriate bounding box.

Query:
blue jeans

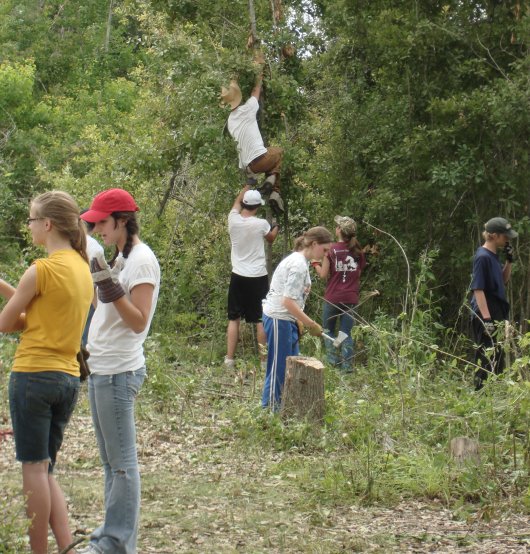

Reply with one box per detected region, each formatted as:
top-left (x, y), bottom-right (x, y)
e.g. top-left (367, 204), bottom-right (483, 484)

top-left (88, 367), bottom-right (146, 554)
top-left (9, 371), bottom-right (79, 471)
top-left (322, 302), bottom-right (356, 370)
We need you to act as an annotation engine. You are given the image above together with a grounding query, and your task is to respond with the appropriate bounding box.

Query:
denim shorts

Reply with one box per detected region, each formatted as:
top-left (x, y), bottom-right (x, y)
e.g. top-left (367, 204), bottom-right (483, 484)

top-left (9, 371), bottom-right (80, 471)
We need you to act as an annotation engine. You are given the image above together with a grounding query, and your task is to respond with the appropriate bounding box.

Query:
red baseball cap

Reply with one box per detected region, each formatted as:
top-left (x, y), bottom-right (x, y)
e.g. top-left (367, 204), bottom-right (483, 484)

top-left (80, 188), bottom-right (139, 223)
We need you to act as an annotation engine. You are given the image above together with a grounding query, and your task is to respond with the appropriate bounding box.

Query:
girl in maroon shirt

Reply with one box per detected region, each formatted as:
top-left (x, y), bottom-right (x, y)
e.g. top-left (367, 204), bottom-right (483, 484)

top-left (313, 216), bottom-right (366, 372)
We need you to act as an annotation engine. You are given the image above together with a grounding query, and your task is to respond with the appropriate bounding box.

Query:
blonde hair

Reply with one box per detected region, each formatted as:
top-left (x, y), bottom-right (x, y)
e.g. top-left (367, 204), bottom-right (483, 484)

top-left (32, 191), bottom-right (88, 263)
top-left (293, 226), bottom-right (333, 250)
top-left (482, 230), bottom-right (496, 242)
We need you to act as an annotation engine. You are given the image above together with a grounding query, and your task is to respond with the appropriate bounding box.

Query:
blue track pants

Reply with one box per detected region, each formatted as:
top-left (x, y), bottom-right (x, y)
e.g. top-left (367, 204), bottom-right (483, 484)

top-left (261, 315), bottom-right (300, 410)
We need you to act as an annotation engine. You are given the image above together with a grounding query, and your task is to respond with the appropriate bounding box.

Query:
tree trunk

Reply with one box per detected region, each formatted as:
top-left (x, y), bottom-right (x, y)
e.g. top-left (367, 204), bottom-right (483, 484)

top-left (271, 0), bottom-right (283, 25)
top-left (449, 436), bottom-right (480, 465)
top-left (280, 356), bottom-right (325, 423)
top-left (104, 0), bottom-right (114, 53)
top-left (248, 0), bottom-right (258, 45)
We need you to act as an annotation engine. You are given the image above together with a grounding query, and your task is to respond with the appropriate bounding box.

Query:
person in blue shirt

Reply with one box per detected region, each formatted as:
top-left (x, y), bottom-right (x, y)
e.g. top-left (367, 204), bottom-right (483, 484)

top-left (470, 217), bottom-right (517, 390)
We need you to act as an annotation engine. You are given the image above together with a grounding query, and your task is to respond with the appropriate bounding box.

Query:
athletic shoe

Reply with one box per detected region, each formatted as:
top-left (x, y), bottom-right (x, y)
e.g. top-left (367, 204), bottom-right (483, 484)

top-left (269, 191), bottom-right (284, 215)
top-left (224, 357), bottom-right (235, 369)
top-left (245, 167), bottom-right (259, 187)
top-left (257, 179), bottom-right (273, 196)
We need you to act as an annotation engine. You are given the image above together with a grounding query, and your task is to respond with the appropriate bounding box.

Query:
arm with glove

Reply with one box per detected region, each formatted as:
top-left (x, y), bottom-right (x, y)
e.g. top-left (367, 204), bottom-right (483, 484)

top-left (265, 220), bottom-right (280, 244)
top-left (282, 297), bottom-right (322, 337)
top-left (90, 252), bottom-right (154, 334)
top-left (90, 252), bottom-right (126, 303)
top-left (472, 289), bottom-right (496, 337)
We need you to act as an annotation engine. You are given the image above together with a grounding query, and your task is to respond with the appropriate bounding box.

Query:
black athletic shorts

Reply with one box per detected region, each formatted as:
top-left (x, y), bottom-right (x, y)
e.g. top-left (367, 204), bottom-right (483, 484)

top-left (227, 273), bottom-right (269, 323)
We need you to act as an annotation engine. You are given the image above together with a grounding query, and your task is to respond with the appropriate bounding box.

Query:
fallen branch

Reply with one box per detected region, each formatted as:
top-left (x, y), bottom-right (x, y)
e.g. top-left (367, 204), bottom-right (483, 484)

top-left (58, 536), bottom-right (87, 554)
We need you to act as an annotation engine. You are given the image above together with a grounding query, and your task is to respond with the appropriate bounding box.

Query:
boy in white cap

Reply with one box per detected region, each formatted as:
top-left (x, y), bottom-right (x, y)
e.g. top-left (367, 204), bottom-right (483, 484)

top-left (470, 216), bottom-right (518, 390)
top-left (225, 186), bottom-right (279, 368)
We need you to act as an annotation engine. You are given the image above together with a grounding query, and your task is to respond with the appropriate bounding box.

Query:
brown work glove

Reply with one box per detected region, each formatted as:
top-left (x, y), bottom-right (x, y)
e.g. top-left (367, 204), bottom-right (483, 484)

top-left (90, 252), bottom-right (125, 304)
top-left (296, 320), bottom-right (304, 338)
top-left (308, 322), bottom-right (323, 337)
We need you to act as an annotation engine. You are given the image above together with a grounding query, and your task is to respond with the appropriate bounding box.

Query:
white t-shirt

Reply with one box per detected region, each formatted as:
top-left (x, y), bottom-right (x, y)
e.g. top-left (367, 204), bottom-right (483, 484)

top-left (262, 252), bottom-right (311, 321)
top-left (86, 235), bottom-right (104, 261)
top-left (227, 96), bottom-right (268, 168)
top-left (228, 210), bottom-right (270, 277)
top-left (87, 243), bottom-right (160, 375)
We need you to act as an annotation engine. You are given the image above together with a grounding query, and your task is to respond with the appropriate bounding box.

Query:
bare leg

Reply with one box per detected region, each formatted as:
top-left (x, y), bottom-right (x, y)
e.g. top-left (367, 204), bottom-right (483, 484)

top-left (226, 319), bottom-right (241, 360)
top-left (49, 473), bottom-right (75, 553)
top-left (22, 461), bottom-right (51, 554)
top-left (256, 322), bottom-right (267, 361)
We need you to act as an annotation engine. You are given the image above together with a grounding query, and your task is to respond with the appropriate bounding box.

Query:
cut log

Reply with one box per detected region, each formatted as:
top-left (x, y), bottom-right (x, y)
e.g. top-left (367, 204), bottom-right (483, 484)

top-left (449, 436), bottom-right (480, 465)
top-left (280, 356), bottom-right (325, 423)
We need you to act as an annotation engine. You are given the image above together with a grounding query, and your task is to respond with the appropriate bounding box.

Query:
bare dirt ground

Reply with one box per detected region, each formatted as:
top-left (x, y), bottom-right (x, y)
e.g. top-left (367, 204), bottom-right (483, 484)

top-left (1, 389), bottom-right (529, 553)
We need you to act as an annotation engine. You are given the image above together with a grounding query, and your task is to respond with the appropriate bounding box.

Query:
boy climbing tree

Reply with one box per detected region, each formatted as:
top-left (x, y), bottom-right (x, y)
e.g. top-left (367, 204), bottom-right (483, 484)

top-left (220, 51), bottom-right (284, 218)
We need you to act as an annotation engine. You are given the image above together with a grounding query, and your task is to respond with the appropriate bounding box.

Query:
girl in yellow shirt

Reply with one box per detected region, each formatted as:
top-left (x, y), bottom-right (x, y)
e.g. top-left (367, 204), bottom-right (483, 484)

top-left (0, 191), bottom-right (93, 554)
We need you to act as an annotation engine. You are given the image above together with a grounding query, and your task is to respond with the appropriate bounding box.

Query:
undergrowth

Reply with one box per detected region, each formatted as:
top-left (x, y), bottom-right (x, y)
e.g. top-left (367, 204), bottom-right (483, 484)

top-left (136, 307), bottom-right (530, 521)
top-left (1, 261), bottom-right (529, 545)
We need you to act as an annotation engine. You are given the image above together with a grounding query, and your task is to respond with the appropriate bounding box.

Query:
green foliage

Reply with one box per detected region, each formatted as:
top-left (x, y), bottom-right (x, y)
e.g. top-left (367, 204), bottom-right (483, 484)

top-left (0, 495), bottom-right (28, 553)
top-left (0, 0), bottom-right (526, 331)
top-left (304, 0), bottom-right (529, 321)
top-left (0, 0), bottom-right (528, 329)
top-left (2, 2), bottom-right (530, 547)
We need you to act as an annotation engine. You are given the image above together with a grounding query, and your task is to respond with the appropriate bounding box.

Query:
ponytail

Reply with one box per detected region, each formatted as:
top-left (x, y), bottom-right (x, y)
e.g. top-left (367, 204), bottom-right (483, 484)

top-left (345, 234), bottom-right (362, 257)
top-left (32, 190), bottom-right (88, 264)
top-left (72, 219), bottom-right (89, 263)
top-left (293, 236), bottom-right (305, 252)
top-left (109, 211), bottom-right (139, 265)
top-left (295, 226), bottom-right (333, 250)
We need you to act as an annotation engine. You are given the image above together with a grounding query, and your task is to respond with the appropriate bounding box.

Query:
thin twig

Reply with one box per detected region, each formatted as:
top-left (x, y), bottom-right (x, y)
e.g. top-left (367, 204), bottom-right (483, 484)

top-left (475, 34), bottom-right (511, 82)
top-left (202, 387), bottom-right (250, 399)
top-left (58, 536), bottom-right (87, 554)
top-left (362, 220), bottom-right (411, 316)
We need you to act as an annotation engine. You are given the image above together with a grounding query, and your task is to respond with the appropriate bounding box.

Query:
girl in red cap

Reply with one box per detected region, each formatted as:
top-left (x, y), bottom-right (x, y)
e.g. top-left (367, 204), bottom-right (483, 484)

top-left (79, 188), bottom-right (160, 554)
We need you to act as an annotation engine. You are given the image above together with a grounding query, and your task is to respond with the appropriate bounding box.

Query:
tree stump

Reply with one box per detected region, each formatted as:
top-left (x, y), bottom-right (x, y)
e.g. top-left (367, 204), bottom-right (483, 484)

top-left (280, 356), bottom-right (325, 424)
top-left (449, 436), bottom-right (480, 465)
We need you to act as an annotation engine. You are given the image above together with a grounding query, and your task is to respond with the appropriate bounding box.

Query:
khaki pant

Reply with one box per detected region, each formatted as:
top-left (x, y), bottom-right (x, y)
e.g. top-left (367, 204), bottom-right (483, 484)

top-left (248, 147), bottom-right (283, 192)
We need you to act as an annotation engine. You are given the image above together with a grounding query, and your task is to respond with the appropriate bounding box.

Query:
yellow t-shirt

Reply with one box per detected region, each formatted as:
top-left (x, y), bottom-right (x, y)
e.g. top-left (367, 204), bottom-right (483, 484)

top-left (12, 249), bottom-right (94, 377)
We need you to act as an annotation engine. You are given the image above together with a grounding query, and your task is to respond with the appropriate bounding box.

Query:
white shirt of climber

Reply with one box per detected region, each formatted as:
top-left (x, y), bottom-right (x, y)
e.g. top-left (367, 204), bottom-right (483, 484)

top-left (227, 96), bottom-right (268, 169)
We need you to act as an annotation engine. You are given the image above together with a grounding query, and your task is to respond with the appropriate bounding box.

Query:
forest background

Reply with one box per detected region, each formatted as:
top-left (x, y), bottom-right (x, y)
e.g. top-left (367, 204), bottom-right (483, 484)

top-left (1, 0), bottom-right (530, 551)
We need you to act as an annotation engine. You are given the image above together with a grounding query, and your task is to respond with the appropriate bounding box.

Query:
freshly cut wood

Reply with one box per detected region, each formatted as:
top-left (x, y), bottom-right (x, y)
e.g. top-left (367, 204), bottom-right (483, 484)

top-left (280, 356), bottom-right (325, 423)
top-left (449, 436), bottom-right (480, 465)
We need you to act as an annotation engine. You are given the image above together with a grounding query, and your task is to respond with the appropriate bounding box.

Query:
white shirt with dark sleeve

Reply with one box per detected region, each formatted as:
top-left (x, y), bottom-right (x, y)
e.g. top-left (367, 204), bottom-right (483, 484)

top-left (227, 96), bottom-right (268, 168)
top-left (87, 243), bottom-right (160, 375)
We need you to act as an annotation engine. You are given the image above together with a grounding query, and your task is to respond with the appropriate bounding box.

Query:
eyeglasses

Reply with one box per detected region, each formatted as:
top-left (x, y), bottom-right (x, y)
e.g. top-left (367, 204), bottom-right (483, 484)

top-left (26, 217), bottom-right (45, 225)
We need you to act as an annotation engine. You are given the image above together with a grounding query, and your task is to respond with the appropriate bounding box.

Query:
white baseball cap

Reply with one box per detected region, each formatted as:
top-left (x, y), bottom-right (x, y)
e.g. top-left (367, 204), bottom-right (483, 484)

top-left (242, 190), bottom-right (265, 207)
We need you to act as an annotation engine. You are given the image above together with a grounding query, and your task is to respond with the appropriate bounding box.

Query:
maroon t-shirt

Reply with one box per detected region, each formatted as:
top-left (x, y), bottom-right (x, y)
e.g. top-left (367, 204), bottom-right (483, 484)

top-left (324, 242), bottom-right (366, 304)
